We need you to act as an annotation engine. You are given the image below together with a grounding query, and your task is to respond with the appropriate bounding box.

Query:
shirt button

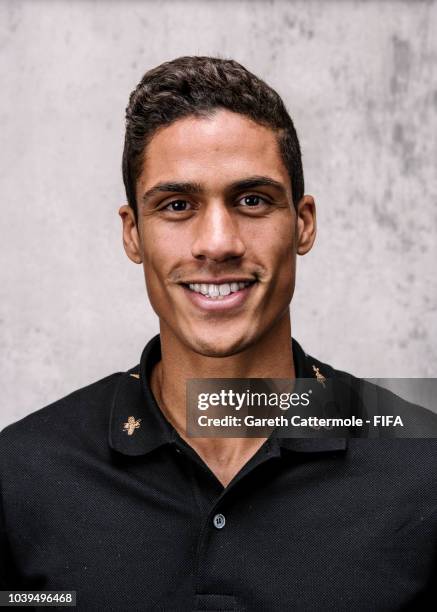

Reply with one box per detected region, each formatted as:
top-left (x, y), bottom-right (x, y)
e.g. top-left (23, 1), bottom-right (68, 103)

top-left (213, 513), bottom-right (226, 529)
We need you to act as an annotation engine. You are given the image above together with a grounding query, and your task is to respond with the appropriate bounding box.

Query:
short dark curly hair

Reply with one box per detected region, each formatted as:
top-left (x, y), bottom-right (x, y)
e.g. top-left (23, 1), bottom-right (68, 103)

top-left (122, 56), bottom-right (304, 218)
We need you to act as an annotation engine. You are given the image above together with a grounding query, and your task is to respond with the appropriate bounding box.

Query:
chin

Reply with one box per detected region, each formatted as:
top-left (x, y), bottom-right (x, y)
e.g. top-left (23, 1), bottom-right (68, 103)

top-left (184, 328), bottom-right (256, 358)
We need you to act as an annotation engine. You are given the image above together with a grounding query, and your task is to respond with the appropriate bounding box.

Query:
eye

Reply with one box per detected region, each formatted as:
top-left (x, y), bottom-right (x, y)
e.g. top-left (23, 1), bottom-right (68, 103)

top-left (238, 194), bottom-right (270, 208)
top-left (164, 199), bottom-right (192, 212)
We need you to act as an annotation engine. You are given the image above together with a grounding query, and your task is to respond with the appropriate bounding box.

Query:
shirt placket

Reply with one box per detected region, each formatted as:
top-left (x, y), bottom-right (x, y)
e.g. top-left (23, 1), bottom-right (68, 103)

top-left (175, 437), bottom-right (282, 612)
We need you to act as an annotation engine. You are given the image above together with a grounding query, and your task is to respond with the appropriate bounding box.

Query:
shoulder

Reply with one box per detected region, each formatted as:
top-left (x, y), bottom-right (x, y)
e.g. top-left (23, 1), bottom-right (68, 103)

top-left (303, 347), bottom-right (437, 438)
top-left (298, 347), bottom-right (437, 500)
top-left (0, 368), bottom-right (138, 466)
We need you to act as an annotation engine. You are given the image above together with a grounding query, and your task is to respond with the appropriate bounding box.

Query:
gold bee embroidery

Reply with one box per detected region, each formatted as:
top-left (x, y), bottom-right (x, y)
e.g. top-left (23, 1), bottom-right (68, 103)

top-left (129, 373), bottom-right (140, 379)
top-left (312, 365), bottom-right (326, 388)
top-left (123, 416), bottom-right (142, 436)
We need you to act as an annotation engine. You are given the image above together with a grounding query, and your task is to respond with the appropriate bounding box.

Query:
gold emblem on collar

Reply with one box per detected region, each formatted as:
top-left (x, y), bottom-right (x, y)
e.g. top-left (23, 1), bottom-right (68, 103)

top-left (123, 416), bottom-right (142, 435)
top-left (129, 373), bottom-right (140, 379)
top-left (312, 365), bottom-right (326, 387)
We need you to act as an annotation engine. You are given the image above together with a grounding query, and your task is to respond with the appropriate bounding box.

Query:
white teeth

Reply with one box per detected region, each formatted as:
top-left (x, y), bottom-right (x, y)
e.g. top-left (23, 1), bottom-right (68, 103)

top-left (209, 284), bottom-right (220, 297)
top-left (187, 281), bottom-right (253, 298)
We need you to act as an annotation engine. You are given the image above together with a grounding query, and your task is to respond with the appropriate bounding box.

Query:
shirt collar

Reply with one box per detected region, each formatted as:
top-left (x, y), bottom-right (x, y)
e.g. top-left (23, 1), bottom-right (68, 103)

top-left (108, 335), bottom-right (174, 456)
top-left (109, 334), bottom-right (348, 456)
top-left (281, 338), bottom-right (347, 452)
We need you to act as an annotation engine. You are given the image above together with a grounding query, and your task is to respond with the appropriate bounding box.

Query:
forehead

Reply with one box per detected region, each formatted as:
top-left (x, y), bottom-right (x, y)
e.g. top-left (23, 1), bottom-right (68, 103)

top-left (138, 110), bottom-right (290, 193)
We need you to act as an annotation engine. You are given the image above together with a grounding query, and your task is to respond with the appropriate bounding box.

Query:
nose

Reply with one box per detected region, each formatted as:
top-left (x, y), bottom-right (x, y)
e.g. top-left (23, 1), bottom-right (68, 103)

top-left (191, 202), bottom-right (246, 262)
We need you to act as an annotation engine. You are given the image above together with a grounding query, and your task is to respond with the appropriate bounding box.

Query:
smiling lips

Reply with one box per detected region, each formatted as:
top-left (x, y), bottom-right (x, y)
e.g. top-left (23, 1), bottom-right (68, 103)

top-left (187, 281), bottom-right (252, 300)
top-left (181, 279), bottom-right (256, 310)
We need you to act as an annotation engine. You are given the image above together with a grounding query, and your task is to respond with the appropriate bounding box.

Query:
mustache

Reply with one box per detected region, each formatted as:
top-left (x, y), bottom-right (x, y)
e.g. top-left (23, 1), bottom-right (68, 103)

top-left (170, 264), bottom-right (266, 284)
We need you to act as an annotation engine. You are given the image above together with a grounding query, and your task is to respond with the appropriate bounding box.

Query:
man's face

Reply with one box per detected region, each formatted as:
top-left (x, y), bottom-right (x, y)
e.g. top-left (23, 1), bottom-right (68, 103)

top-left (120, 109), bottom-right (315, 357)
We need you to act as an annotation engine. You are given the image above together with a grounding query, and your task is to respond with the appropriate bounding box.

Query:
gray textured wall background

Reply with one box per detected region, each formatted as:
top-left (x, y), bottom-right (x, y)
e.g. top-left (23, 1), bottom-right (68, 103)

top-left (1, 0), bottom-right (436, 429)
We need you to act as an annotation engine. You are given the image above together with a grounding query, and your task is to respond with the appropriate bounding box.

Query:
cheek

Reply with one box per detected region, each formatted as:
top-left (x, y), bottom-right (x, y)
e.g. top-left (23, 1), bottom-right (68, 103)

top-left (140, 225), bottom-right (189, 292)
top-left (262, 223), bottom-right (297, 299)
top-left (256, 219), bottom-right (295, 268)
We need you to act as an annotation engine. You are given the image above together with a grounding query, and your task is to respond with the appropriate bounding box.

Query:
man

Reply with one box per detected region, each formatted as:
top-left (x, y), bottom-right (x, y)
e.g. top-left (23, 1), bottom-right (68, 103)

top-left (1, 56), bottom-right (436, 611)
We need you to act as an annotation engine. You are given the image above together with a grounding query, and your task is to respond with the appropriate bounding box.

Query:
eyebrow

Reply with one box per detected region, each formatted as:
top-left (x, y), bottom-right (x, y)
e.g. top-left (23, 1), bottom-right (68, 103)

top-left (142, 181), bottom-right (203, 203)
top-left (141, 175), bottom-right (288, 205)
top-left (228, 176), bottom-right (287, 197)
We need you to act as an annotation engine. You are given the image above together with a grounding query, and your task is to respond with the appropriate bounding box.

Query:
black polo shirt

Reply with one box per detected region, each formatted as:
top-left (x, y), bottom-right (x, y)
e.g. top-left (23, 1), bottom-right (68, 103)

top-left (1, 336), bottom-right (437, 611)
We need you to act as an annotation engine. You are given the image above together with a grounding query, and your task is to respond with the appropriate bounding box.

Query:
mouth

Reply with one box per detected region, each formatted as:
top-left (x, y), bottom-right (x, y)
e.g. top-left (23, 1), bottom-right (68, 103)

top-left (184, 280), bottom-right (255, 300)
top-left (180, 279), bottom-right (257, 311)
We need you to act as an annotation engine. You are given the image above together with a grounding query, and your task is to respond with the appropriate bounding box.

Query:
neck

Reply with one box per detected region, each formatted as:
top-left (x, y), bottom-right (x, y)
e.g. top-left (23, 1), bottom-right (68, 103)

top-left (150, 314), bottom-right (294, 441)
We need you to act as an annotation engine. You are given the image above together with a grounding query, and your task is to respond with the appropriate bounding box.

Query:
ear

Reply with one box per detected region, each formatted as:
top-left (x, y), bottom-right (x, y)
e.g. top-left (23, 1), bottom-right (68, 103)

top-left (118, 205), bottom-right (143, 264)
top-left (296, 195), bottom-right (317, 255)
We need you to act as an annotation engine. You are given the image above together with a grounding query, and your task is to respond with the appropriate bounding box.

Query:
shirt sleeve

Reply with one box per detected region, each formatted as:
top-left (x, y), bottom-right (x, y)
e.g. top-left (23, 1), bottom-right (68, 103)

top-left (0, 442), bottom-right (16, 589)
top-left (0, 477), bottom-right (9, 588)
